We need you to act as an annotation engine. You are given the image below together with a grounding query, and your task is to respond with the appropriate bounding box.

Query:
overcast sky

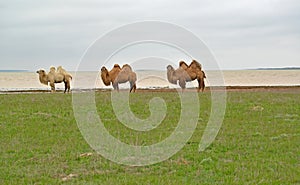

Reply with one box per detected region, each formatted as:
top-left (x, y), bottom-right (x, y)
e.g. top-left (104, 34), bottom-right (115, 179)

top-left (1, 0), bottom-right (299, 71)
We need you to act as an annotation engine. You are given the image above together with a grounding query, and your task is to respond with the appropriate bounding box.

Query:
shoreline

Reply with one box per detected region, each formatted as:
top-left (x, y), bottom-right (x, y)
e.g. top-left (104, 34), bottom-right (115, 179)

top-left (1, 85), bottom-right (300, 94)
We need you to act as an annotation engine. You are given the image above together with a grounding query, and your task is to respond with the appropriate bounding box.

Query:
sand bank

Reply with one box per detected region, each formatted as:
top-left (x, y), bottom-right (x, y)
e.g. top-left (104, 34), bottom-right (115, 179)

top-left (1, 86), bottom-right (300, 94)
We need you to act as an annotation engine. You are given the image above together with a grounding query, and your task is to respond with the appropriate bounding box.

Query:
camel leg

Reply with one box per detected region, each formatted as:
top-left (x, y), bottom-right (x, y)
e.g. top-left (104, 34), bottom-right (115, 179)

top-left (66, 81), bottom-right (71, 93)
top-left (133, 83), bottom-right (137, 92)
top-left (179, 78), bottom-right (186, 92)
top-left (50, 82), bottom-right (55, 93)
top-left (64, 82), bottom-right (67, 93)
top-left (130, 82), bottom-right (136, 93)
top-left (200, 71), bottom-right (206, 92)
top-left (197, 78), bottom-right (205, 92)
top-left (113, 83), bottom-right (119, 92)
top-left (201, 78), bottom-right (205, 92)
top-left (64, 81), bottom-right (71, 93)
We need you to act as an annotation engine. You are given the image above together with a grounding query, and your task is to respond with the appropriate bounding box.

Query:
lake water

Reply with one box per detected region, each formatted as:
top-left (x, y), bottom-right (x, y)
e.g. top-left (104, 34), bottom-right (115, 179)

top-left (0, 70), bottom-right (299, 92)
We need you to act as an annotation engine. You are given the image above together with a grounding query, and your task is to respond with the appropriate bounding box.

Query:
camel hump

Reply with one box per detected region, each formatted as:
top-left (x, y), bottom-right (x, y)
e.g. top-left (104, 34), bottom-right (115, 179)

top-left (113, 64), bottom-right (121, 69)
top-left (179, 61), bottom-right (188, 69)
top-left (122, 64), bottom-right (132, 71)
top-left (57, 66), bottom-right (64, 71)
top-left (190, 60), bottom-right (202, 70)
top-left (57, 66), bottom-right (68, 75)
top-left (49, 66), bottom-right (56, 73)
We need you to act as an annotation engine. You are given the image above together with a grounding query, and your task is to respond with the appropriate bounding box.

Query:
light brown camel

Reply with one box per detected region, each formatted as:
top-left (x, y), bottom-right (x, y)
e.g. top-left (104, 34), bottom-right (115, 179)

top-left (36, 66), bottom-right (72, 93)
top-left (167, 60), bottom-right (206, 92)
top-left (101, 64), bottom-right (137, 92)
top-left (101, 64), bottom-right (121, 86)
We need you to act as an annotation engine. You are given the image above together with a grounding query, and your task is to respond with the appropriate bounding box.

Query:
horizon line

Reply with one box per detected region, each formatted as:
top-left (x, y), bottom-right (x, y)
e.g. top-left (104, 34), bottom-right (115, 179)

top-left (1, 66), bottom-right (300, 72)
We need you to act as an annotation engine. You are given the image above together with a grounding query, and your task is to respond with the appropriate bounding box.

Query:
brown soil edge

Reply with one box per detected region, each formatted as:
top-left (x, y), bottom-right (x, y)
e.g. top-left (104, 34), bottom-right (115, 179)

top-left (1, 86), bottom-right (300, 94)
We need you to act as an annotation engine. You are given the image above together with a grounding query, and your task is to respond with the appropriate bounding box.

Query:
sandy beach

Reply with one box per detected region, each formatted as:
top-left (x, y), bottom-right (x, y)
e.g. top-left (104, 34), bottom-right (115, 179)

top-left (0, 70), bottom-right (300, 94)
top-left (1, 86), bottom-right (300, 94)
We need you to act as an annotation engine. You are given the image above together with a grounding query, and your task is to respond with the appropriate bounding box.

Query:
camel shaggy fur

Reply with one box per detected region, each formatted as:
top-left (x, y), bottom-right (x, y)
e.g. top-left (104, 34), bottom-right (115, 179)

top-left (57, 66), bottom-right (71, 76)
top-left (167, 60), bottom-right (206, 92)
top-left (36, 66), bottom-right (72, 93)
top-left (101, 64), bottom-right (137, 92)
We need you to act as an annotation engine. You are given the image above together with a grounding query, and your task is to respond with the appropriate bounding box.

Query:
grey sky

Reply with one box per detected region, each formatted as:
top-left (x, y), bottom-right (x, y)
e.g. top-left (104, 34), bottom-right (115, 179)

top-left (1, 0), bottom-right (299, 71)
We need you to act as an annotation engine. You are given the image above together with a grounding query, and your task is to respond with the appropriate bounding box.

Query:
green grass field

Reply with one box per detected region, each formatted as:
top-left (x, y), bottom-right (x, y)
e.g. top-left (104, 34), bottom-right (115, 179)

top-left (0, 90), bottom-right (299, 184)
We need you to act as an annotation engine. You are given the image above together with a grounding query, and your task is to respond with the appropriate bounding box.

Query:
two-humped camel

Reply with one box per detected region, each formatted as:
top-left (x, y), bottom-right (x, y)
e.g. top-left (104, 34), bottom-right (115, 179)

top-left (167, 60), bottom-right (206, 92)
top-left (36, 66), bottom-right (72, 93)
top-left (101, 64), bottom-right (137, 93)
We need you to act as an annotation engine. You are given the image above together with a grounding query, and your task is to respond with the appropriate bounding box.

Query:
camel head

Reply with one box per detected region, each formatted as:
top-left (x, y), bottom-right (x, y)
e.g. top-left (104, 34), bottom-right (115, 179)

top-left (166, 65), bottom-right (174, 71)
top-left (166, 65), bottom-right (178, 85)
top-left (36, 69), bottom-right (48, 85)
top-left (100, 66), bottom-right (112, 86)
top-left (36, 69), bottom-right (46, 75)
top-left (101, 66), bottom-right (108, 73)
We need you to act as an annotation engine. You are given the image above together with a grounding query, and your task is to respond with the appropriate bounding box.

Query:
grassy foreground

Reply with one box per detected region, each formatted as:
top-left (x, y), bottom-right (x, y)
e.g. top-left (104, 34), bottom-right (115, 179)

top-left (0, 90), bottom-right (299, 184)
